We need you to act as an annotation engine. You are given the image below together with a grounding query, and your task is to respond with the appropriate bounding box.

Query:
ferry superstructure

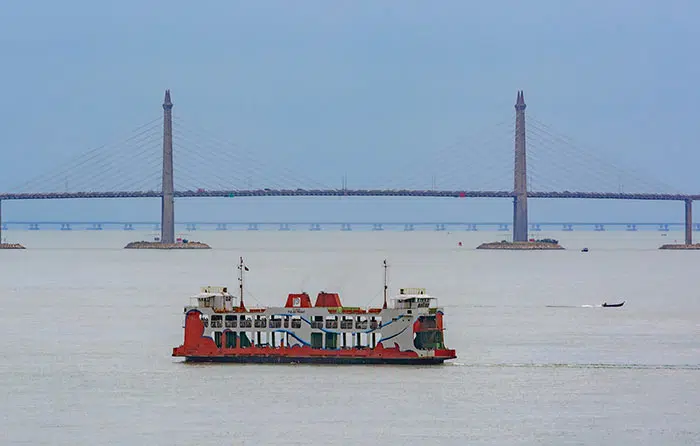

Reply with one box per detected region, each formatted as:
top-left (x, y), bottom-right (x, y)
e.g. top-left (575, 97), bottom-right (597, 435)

top-left (172, 259), bottom-right (457, 364)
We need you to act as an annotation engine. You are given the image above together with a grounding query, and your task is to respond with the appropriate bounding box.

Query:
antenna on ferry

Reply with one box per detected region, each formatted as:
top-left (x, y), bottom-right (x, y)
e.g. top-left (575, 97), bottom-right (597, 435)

top-left (383, 259), bottom-right (388, 309)
top-left (238, 256), bottom-right (248, 311)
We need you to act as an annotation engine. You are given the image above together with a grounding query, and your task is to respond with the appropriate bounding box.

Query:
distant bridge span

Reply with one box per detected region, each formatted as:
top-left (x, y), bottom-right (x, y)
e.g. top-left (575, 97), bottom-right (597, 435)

top-left (1, 89), bottom-right (698, 247)
top-left (1, 189), bottom-right (698, 201)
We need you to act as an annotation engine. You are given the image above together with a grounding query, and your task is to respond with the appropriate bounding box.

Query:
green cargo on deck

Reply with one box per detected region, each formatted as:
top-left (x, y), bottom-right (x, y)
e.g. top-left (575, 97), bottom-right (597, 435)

top-left (325, 332), bottom-right (338, 349)
top-left (311, 333), bottom-right (323, 349)
top-left (225, 332), bottom-right (237, 348)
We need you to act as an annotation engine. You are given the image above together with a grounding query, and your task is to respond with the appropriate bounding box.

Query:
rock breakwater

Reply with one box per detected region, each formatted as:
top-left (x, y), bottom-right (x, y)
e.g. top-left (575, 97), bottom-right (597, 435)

top-left (659, 244), bottom-right (700, 250)
top-left (124, 241), bottom-right (211, 249)
top-left (0, 243), bottom-right (26, 249)
top-left (477, 241), bottom-right (564, 250)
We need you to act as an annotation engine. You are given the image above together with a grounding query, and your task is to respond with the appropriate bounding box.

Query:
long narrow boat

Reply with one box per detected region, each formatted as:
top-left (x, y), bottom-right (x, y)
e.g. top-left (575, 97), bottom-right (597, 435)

top-left (602, 301), bottom-right (625, 308)
top-left (172, 259), bottom-right (457, 365)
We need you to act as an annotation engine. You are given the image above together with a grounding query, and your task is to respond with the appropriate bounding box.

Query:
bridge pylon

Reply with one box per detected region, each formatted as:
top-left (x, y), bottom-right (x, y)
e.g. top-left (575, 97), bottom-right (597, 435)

top-left (161, 89), bottom-right (175, 244)
top-left (513, 90), bottom-right (528, 242)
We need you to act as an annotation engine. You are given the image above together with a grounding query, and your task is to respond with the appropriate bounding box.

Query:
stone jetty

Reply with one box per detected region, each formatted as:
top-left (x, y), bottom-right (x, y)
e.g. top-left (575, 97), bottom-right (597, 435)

top-left (659, 244), bottom-right (700, 250)
top-left (0, 243), bottom-right (26, 249)
top-left (477, 240), bottom-right (564, 250)
top-left (124, 241), bottom-right (211, 249)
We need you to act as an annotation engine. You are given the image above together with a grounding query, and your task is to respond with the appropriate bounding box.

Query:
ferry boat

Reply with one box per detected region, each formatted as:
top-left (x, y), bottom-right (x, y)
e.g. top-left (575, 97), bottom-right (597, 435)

top-left (172, 258), bottom-right (457, 365)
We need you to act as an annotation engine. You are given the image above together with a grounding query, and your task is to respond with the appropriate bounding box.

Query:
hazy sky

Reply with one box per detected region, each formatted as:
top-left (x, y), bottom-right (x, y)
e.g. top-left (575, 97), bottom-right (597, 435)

top-left (1, 1), bottom-right (699, 223)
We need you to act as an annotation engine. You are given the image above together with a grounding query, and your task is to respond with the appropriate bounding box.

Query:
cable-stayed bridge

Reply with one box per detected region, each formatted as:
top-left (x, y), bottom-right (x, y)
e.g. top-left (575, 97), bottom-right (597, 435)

top-left (0, 90), bottom-right (696, 246)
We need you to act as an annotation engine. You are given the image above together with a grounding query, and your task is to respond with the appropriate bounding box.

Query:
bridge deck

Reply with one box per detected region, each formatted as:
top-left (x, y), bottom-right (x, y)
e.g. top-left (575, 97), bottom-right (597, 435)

top-left (0, 189), bottom-right (697, 201)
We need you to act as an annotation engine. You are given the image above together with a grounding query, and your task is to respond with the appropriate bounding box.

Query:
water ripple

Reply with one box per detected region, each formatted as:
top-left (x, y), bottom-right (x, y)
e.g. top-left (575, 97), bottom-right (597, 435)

top-left (451, 362), bottom-right (700, 370)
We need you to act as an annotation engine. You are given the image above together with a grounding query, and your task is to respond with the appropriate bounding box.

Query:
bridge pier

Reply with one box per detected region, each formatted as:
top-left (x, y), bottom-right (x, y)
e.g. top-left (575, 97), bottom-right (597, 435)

top-left (341, 223), bottom-right (352, 231)
top-left (279, 223), bottom-right (290, 231)
top-left (404, 224), bottom-right (414, 231)
top-left (0, 199), bottom-right (24, 249)
top-left (626, 224), bottom-right (637, 231)
top-left (685, 199), bottom-right (692, 245)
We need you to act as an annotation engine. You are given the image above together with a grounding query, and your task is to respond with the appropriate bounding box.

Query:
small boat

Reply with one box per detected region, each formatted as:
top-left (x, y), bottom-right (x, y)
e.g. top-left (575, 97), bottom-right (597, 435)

top-left (602, 301), bottom-right (625, 308)
top-left (581, 248), bottom-right (589, 252)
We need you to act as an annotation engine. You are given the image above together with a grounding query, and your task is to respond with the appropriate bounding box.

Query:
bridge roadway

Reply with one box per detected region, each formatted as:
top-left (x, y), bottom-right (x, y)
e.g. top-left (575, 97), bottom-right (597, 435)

top-left (0, 189), bottom-right (698, 201)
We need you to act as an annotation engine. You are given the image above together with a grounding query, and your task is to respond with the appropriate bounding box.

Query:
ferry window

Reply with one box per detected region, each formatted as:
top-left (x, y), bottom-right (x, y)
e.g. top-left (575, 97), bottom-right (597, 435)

top-left (269, 318), bottom-right (282, 329)
top-left (325, 317), bottom-right (338, 329)
top-left (211, 315), bottom-right (223, 328)
top-left (225, 315), bottom-right (237, 328)
top-left (283, 317), bottom-right (289, 328)
top-left (311, 316), bottom-right (323, 329)
top-left (291, 318), bottom-right (301, 329)
top-left (200, 315), bottom-right (209, 328)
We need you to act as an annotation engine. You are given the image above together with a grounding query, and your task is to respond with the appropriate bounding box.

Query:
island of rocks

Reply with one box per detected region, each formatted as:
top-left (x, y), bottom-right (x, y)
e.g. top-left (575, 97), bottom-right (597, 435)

top-left (477, 239), bottom-right (564, 250)
top-left (0, 243), bottom-right (26, 249)
top-left (659, 244), bottom-right (700, 250)
top-left (124, 240), bottom-right (211, 249)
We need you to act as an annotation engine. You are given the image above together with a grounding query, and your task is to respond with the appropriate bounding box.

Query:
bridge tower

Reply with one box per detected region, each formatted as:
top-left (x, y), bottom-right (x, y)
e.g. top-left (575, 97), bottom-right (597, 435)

top-left (513, 90), bottom-right (528, 242)
top-left (161, 90), bottom-right (175, 244)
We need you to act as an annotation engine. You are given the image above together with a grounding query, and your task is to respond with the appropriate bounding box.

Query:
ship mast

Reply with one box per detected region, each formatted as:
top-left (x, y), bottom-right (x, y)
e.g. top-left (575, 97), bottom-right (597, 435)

top-left (238, 256), bottom-right (247, 311)
top-left (383, 259), bottom-right (388, 309)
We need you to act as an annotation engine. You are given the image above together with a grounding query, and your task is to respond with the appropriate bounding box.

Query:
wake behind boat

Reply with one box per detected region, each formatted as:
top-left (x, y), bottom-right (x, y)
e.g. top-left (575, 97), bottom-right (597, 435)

top-left (546, 300), bottom-right (626, 308)
top-left (172, 258), bottom-right (457, 365)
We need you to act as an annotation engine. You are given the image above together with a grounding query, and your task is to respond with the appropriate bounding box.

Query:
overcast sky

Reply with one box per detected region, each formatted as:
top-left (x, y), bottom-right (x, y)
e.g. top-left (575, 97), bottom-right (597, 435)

top-left (1, 1), bottom-right (698, 223)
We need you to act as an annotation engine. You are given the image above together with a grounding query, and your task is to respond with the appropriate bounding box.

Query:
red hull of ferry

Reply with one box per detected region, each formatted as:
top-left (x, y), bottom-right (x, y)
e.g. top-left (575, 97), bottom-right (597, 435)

top-left (173, 344), bottom-right (456, 365)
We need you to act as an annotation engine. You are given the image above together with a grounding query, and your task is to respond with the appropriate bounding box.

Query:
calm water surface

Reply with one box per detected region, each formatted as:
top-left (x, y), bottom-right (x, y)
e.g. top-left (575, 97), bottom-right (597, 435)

top-left (1, 230), bottom-right (698, 445)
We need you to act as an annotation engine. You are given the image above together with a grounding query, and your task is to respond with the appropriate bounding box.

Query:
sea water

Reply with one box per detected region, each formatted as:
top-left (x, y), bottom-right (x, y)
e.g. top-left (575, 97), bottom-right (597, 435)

top-left (0, 230), bottom-right (698, 445)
